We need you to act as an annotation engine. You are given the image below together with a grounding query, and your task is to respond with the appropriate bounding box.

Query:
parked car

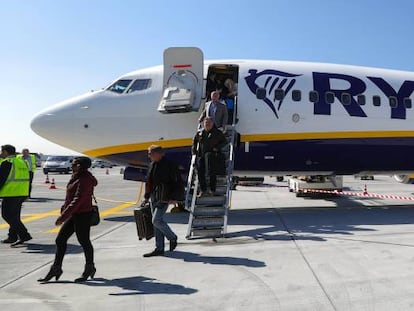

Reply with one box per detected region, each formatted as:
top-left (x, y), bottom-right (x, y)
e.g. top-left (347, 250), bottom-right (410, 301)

top-left (92, 160), bottom-right (113, 168)
top-left (43, 156), bottom-right (74, 174)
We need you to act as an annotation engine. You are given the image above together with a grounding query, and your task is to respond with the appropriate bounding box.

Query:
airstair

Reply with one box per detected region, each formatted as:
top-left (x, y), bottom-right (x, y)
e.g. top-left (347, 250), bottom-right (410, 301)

top-left (185, 100), bottom-right (238, 239)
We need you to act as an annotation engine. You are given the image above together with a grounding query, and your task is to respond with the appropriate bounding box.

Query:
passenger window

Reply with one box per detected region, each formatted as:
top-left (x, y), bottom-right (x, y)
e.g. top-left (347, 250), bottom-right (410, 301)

top-left (292, 90), bottom-right (301, 101)
top-left (373, 95), bottom-right (381, 106)
top-left (404, 97), bottom-right (412, 108)
top-left (341, 93), bottom-right (351, 105)
top-left (106, 79), bottom-right (132, 94)
top-left (309, 91), bottom-right (319, 103)
top-left (357, 94), bottom-right (365, 105)
top-left (127, 79), bottom-right (152, 93)
top-left (274, 88), bottom-right (285, 101)
top-left (325, 91), bottom-right (335, 104)
top-left (389, 96), bottom-right (398, 108)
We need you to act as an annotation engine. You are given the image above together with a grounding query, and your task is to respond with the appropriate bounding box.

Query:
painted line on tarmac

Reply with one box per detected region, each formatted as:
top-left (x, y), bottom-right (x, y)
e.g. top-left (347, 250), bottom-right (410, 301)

top-left (44, 202), bottom-right (137, 233)
top-left (0, 209), bottom-right (61, 230)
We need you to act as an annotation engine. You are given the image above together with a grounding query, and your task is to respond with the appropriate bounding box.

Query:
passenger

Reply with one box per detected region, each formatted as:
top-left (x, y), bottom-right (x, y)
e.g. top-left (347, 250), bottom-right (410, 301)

top-left (192, 117), bottom-right (227, 197)
top-left (223, 78), bottom-right (237, 124)
top-left (199, 91), bottom-right (228, 130)
top-left (142, 145), bottom-right (179, 257)
top-left (206, 73), bottom-right (221, 100)
top-left (0, 144), bottom-right (32, 246)
top-left (38, 157), bottom-right (98, 283)
top-left (17, 148), bottom-right (36, 198)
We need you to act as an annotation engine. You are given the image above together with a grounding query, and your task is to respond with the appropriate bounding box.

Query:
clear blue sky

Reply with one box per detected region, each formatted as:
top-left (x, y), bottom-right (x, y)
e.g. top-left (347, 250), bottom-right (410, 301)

top-left (1, 0), bottom-right (414, 155)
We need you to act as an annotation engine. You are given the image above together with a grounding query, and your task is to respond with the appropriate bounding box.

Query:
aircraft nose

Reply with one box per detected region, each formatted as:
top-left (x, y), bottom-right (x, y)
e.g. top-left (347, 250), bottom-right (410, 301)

top-left (31, 101), bottom-right (75, 146)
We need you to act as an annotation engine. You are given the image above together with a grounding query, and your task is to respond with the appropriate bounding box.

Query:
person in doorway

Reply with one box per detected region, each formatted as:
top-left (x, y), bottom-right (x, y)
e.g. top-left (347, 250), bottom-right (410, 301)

top-left (38, 157), bottom-right (98, 283)
top-left (223, 78), bottom-right (237, 124)
top-left (198, 91), bottom-right (228, 130)
top-left (192, 117), bottom-right (227, 197)
top-left (17, 148), bottom-right (36, 198)
top-left (0, 144), bottom-right (32, 246)
top-left (205, 73), bottom-right (223, 100)
top-left (142, 145), bottom-right (179, 257)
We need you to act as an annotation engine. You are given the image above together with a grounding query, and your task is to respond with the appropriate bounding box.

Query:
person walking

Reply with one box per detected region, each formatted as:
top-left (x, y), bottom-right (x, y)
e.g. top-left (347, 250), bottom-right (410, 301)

top-left (192, 117), bottom-right (227, 197)
top-left (199, 91), bottom-right (228, 130)
top-left (38, 157), bottom-right (98, 283)
top-left (17, 148), bottom-right (36, 198)
top-left (0, 144), bottom-right (32, 246)
top-left (142, 145), bottom-right (179, 257)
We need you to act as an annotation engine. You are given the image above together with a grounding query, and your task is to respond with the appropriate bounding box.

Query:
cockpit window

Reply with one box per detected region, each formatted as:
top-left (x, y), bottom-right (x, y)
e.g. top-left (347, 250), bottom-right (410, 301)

top-left (106, 79), bottom-right (132, 94)
top-left (127, 79), bottom-right (152, 93)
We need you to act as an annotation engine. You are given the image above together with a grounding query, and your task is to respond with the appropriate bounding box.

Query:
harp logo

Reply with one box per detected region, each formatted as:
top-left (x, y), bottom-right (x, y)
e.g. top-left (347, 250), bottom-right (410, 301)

top-left (245, 69), bottom-right (302, 118)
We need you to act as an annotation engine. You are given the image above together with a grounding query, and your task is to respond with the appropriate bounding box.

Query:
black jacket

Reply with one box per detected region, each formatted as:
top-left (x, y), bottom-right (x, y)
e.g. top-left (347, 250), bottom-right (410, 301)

top-left (144, 157), bottom-right (182, 202)
top-left (192, 126), bottom-right (227, 157)
top-left (0, 160), bottom-right (12, 190)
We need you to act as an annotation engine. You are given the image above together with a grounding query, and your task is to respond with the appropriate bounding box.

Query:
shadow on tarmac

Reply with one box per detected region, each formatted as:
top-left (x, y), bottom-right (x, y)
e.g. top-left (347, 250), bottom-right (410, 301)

top-left (24, 197), bottom-right (65, 203)
top-left (226, 205), bottom-right (414, 243)
top-left (21, 243), bottom-right (83, 255)
top-left (165, 250), bottom-right (266, 267)
top-left (73, 276), bottom-right (198, 296)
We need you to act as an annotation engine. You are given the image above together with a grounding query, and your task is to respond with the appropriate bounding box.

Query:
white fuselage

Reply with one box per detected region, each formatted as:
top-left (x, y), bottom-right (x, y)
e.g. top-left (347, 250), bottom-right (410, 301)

top-left (31, 59), bottom-right (414, 175)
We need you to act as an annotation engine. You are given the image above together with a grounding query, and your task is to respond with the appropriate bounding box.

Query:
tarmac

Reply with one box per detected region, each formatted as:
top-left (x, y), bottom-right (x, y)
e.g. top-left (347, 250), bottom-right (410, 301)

top-left (2, 169), bottom-right (414, 310)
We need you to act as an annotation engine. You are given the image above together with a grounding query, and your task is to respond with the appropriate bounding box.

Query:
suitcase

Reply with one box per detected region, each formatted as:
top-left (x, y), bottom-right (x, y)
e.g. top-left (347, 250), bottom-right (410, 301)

top-left (133, 204), bottom-right (154, 240)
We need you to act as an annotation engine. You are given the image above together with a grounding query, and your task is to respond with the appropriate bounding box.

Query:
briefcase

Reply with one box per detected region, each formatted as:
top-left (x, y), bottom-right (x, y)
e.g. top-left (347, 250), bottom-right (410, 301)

top-left (133, 204), bottom-right (154, 240)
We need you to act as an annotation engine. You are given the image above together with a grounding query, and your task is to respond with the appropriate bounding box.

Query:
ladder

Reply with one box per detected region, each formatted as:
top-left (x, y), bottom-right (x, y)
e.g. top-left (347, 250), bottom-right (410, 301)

top-left (185, 98), bottom-right (237, 239)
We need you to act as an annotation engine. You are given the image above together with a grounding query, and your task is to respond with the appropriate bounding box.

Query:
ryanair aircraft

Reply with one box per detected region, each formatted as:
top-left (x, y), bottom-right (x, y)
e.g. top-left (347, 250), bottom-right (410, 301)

top-left (31, 47), bottom-right (414, 182)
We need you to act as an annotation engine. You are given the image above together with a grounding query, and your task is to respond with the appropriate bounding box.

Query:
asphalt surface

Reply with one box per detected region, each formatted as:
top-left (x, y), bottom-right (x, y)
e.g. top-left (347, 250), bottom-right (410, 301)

top-left (1, 170), bottom-right (414, 310)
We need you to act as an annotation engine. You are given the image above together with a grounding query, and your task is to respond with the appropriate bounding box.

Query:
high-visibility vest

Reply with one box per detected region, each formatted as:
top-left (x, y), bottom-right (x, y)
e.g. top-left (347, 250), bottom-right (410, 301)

top-left (0, 157), bottom-right (30, 197)
top-left (17, 154), bottom-right (36, 173)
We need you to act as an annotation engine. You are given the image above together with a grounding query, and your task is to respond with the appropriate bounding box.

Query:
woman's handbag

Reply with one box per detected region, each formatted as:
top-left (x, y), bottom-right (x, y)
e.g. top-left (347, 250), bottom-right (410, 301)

top-left (90, 195), bottom-right (100, 226)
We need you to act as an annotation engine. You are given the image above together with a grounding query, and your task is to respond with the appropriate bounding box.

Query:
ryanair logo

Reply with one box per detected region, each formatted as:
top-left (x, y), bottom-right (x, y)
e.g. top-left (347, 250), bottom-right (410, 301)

top-left (245, 69), bottom-right (414, 120)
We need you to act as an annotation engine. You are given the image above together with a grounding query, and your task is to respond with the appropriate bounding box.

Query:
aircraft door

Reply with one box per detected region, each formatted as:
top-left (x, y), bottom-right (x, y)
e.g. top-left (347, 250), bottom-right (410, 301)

top-left (158, 47), bottom-right (203, 113)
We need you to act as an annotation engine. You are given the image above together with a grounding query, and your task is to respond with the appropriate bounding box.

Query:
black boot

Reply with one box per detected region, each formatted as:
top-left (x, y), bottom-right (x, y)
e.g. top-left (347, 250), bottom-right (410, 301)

top-left (37, 265), bottom-right (63, 282)
top-left (74, 264), bottom-right (96, 282)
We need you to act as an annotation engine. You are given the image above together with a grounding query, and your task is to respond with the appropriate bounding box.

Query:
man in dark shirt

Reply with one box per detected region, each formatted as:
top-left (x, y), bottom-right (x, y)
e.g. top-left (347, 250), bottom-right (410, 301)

top-left (192, 117), bottom-right (227, 196)
top-left (0, 144), bottom-right (32, 246)
top-left (142, 145), bottom-right (178, 257)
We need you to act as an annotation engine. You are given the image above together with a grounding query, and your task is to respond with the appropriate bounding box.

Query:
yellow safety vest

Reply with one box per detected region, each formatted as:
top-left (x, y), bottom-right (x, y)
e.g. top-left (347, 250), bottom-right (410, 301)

top-left (17, 154), bottom-right (36, 173)
top-left (0, 157), bottom-right (30, 197)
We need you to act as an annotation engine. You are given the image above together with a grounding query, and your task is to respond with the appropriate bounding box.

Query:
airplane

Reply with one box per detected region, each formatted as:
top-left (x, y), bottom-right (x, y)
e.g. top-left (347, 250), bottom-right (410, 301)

top-left (31, 47), bottom-right (414, 184)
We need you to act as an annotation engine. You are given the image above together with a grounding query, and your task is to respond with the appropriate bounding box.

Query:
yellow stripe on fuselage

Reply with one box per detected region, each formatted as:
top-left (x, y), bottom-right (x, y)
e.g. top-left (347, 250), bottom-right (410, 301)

top-left (84, 138), bottom-right (193, 157)
top-left (82, 130), bottom-right (414, 158)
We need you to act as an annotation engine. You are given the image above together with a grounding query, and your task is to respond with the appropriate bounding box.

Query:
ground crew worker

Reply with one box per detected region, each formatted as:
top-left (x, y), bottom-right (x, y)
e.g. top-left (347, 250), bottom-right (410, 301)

top-left (17, 148), bottom-right (36, 198)
top-left (0, 144), bottom-right (32, 246)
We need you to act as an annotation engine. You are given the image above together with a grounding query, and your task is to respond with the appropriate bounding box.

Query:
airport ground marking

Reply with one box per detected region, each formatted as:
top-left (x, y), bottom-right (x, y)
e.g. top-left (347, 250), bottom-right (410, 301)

top-left (0, 208), bottom-right (61, 230)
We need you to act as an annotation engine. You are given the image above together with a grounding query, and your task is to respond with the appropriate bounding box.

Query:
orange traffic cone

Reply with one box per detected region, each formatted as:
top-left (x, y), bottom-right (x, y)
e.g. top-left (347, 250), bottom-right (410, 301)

top-left (106, 168), bottom-right (109, 175)
top-left (49, 178), bottom-right (56, 189)
top-left (45, 174), bottom-right (50, 184)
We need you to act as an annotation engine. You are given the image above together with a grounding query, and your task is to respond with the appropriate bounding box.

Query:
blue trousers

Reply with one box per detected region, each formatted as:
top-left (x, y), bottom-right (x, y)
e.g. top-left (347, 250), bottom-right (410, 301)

top-left (151, 202), bottom-right (177, 251)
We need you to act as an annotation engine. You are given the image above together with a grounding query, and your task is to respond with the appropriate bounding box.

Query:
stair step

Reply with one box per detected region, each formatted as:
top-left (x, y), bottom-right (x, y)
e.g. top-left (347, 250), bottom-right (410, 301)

top-left (192, 216), bottom-right (224, 227)
top-left (196, 195), bottom-right (226, 206)
top-left (193, 206), bottom-right (225, 216)
top-left (189, 228), bottom-right (223, 238)
top-left (215, 185), bottom-right (227, 195)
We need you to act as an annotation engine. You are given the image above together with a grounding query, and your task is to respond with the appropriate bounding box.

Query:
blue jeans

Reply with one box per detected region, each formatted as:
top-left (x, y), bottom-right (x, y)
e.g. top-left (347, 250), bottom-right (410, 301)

top-left (151, 202), bottom-right (177, 251)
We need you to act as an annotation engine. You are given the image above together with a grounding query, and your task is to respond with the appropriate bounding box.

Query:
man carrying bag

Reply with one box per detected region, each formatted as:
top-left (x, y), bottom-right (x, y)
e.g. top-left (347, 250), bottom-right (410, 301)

top-left (141, 145), bottom-right (179, 257)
